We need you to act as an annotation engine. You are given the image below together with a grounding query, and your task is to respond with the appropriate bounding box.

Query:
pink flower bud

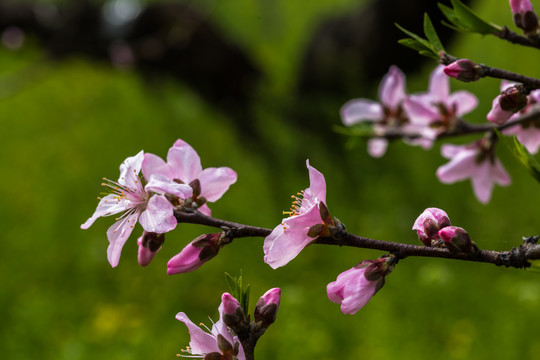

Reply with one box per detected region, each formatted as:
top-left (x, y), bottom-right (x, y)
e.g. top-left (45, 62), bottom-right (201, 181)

top-left (443, 59), bottom-right (481, 82)
top-left (487, 85), bottom-right (528, 125)
top-left (510, 0), bottom-right (539, 34)
top-left (438, 226), bottom-right (478, 254)
top-left (137, 232), bottom-right (165, 267)
top-left (221, 293), bottom-right (247, 333)
top-left (412, 208), bottom-right (451, 246)
top-left (167, 233), bottom-right (221, 275)
top-left (254, 288), bottom-right (281, 328)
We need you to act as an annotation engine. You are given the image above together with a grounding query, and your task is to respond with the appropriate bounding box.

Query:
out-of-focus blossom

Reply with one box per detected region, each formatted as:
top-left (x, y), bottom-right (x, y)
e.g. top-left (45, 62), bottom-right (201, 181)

top-left (142, 139), bottom-right (237, 216)
top-left (167, 233), bottom-right (221, 274)
top-left (341, 66), bottom-right (412, 157)
top-left (327, 256), bottom-right (395, 315)
top-left (412, 207), bottom-right (451, 246)
top-left (403, 65), bottom-right (478, 144)
top-left (264, 160), bottom-right (332, 269)
top-left (487, 83), bottom-right (528, 125)
top-left (436, 140), bottom-right (511, 204)
top-left (176, 295), bottom-right (245, 360)
top-left (504, 89), bottom-right (540, 154)
top-left (81, 151), bottom-right (190, 267)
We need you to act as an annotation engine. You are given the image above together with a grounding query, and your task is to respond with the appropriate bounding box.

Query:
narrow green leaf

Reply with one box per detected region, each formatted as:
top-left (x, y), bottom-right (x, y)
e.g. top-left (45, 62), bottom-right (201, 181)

top-left (497, 130), bottom-right (540, 183)
top-left (395, 23), bottom-right (433, 49)
top-left (441, 20), bottom-right (467, 33)
top-left (419, 50), bottom-right (440, 59)
top-left (333, 124), bottom-right (375, 137)
top-left (424, 13), bottom-right (445, 52)
top-left (225, 272), bottom-right (236, 293)
top-left (398, 38), bottom-right (430, 52)
top-left (438, 3), bottom-right (461, 25)
top-left (450, 0), bottom-right (501, 34)
top-left (243, 285), bottom-right (251, 314)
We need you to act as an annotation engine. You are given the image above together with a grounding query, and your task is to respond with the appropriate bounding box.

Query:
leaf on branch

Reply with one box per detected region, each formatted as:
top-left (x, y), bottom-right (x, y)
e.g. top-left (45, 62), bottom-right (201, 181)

top-left (333, 124), bottom-right (375, 137)
top-left (438, 0), bottom-right (501, 35)
top-left (395, 14), bottom-right (444, 59)
top-left (225, 272), bottom-right (250, 313)
top-left (497, 129), bottom-right (540, 183)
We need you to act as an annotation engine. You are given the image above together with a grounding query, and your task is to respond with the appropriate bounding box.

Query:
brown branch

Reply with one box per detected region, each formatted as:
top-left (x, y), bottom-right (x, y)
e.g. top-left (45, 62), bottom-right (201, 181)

top-left (174, 210), bottom-right (540, 269)
top-left (494, 26), bottom-right (540, 51)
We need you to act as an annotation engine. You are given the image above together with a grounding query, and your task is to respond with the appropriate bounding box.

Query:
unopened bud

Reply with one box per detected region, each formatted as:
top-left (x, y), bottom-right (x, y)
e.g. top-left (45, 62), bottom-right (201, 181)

top-left (254, 288), bottom-right (281, 329)
top-left (443, 59), bottom-right (482, 82)
top-left (487, 85), bottom-right (528, 125)
top-left (438, 226), bottom-right (478, 255)
top-left (167, 233), bottom-right (221, 275)
top-left (221, 293), bottom-right (248, 333)
top-left (511, 0), bottom-right (539, 34)
top-left (412, 208), bottom-right (451, 246)
top-left (137, 232), bottom-right (165, 266)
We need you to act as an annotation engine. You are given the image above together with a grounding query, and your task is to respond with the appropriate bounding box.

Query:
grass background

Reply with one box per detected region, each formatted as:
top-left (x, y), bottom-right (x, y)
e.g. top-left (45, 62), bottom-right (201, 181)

top-left (2, 0), bottom-right (540, 359)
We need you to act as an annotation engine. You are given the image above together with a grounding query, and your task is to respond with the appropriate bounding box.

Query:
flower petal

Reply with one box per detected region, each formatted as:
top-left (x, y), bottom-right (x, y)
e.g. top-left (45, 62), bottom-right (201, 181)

top-left (167, 139), bottom-right (203, 182)
top-left (145, 174), bottom-right (193, 198)
top-left (428, 65), bottom-right (449, 102)
top-left (142, 153), bottom-right (174, 180)
top-left (138, 195), bottom-right (177, 233)
top-left (199, 167), bottom-right (238, 202)
top-left (81, 194), bottom-right (129, 229)
top-left (379, 65), bottom-right (406, 110)
top-left (367, 138), bottom-right (388, 158)
top-left (176, 312), bottom-right (220, 355)
top-left (305, 160), bottom-right (326, 204)
top-left (436, 148), bottom-right (477, 184)
top-left (263, 205), bottom-right (321, 269)
top-left (340, 99), bottom-right (383, 125)
top-left (118, 150), bottom-right (144, 188)
top-left (449, 91), bottom-right (478, 116)
top-left (106, 212), bottom-right (139, 267)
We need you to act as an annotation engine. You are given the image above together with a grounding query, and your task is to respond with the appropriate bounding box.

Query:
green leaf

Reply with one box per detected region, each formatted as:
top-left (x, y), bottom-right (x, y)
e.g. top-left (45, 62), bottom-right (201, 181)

top-left (424, 13), bottom-right (445, 52)
top-left (395, 23), bottom-right (438, 59)
top-left (497, 130), bottom-right (540, 183)
top-left (395, 23), bottom-right (432, 48)
top-left (398, 38), bottom-right (429, 52)
top-left (224, 272), bottom-right (250, 313)
top-left (439, 0), bottom-right (501, 35)
top-left (333, 124), bottom-right (375, 137)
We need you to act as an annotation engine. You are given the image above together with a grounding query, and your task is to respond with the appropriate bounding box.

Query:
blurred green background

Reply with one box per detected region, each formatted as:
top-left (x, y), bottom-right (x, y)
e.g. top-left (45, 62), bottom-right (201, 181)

top-left (2, 0), bottom-right (540, 359)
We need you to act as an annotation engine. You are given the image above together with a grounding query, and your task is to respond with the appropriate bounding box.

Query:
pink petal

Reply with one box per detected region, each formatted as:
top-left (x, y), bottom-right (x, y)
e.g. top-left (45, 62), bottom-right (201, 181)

top-left (198, 203), bottom-right (212, 216)
top-left (402, 97), bottom-right (438, 126)
top-left (167, 140), bottom-right (203, 183)
top-left (263, 205), bottom-right (321, 269)
top-left (81, 194), bottom-right (128, 229)
top-left (367, 138), bottom-right (388, 158)
top-left (138, 195), bottom-right (177, 233)
top-left (471, 162), bottom-right (495, 204)
top-left (106, 212), bottom-right (139, 267)
top-left (118, 151), bottom-right (144, 188)
top-left (145, 174), bottom-right (193, 198)
top-left (305, 160), bottom-right (327, 204)
top-left (327, 267), bottom-right (378, 315)
top-left (428, 65), bottom-right (449, 102)
top-left (440, 144), bottom-right (464, 159)
top-left (340, 99), bottom-right (383, 125)
top-left (379, 66), bottom-right (406, 109)
top-left (449, 91), bottom-right (478, 116)
top-left (199, 167), bottom-right (238, 202)
top-left (137, 235), bottom-right (158, 267)
top-left (167, 243), bottom-right (204, 274)
top-left (176, 312), bottom-right (220, 355)
top-left (493, 158), bottom-right (512, 186)
top-left (141, 153), bottom-right (174, 180)
top-left (436, 149), bottom-right (477, 184)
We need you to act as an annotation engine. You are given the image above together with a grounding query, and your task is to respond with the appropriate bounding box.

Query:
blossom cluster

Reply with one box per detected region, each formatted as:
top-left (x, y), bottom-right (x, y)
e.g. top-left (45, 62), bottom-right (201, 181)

top-left (339, 60), bottom-right (540, 203)
top-left (81, 139), bottom-right (237, 270)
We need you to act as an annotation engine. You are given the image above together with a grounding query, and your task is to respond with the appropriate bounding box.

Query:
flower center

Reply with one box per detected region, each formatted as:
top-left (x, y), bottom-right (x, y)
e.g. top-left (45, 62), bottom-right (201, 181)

top-left (282, 190), bottom-right (315, 217)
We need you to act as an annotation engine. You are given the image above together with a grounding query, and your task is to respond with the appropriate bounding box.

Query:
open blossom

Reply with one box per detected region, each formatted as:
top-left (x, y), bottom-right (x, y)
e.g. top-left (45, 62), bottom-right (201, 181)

top-left (264, 160), bottom-right (331, 269)
top-left (327, 256), bottom-right (395, 315)
top-left (341, 65), bottom-right (411, 157)
top-left (436, 140), bottom-right (511, 204)
top-left (81, 151), bottom-right (192, 267)
top-left (176, 295), bottom-right (245, 360)
top-left (403, 65), bottom-right (478, 144)
top-left (412, 207), bottom-right (451, 246)
top-left (503, 88), bottom-right (540, 154)
top-left (142, 139), bottom-right (237, 216)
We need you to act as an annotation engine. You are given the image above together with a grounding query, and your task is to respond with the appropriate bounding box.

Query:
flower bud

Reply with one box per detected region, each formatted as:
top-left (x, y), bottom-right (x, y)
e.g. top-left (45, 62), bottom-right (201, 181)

top-left (511, 0), bottom-right (539, 34)
top-left (487, 85), bottom-right (528, 125)
top-left (221, 293), bottom-right (247, 333)
top-left (137, 232), bottom-right (165, 266)
top-left (167, 233), bottom-right (221, 275)
top-left (254, 288), bottom-right (281, 329)
top-left (443, 59), bottom-right (481, 82)
top-left (438, 226), bottom-right (478, 255)
top-left (412, 208), bottom-right (451, 246)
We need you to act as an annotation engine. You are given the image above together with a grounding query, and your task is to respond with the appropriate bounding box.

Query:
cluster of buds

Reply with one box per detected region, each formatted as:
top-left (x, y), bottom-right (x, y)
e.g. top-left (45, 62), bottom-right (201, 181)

top-left (177, 289), bottom-right (281, 360)
top-left (413, 208), bottom-right (478, 255)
